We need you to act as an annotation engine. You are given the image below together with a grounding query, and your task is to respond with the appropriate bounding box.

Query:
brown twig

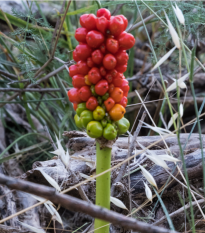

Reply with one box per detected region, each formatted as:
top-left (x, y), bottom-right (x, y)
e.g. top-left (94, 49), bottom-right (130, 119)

top-left (50, 0), bottom-right (66, 54)
top-left (70, 170), bottom-right (91, 203)
top-left (0, 92), bottom-right (20, 108)
top-left (153, 199), bottom-right (205, 226)
top-left (111, 4), bottom-right (124, 15)
top-left (0, 63), bottom-right (71, 108)
top-left (0, 174), bottom-right (179, 233)
top-left (0, 87), bottom-right (71, 93)
top-left (33, 0), bottom-right (71, 79)
top-left (127, 14), bottom-right (156, 33)
top-left (0, 70), bottom-right (18, 79)
top-left (28, 64), bottom-right (70, 88)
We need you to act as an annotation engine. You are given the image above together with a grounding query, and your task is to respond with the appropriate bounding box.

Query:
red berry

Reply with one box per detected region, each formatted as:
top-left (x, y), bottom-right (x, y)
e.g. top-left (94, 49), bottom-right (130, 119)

top-left (73, 49), bottom-right (81, 62)
top-left (92, 49), bottom-right (104, 65)
top-left (106, 38), bottom-right (119, 54)
top-left (103, 54), bottom-right (117, 70)
top-left (76, 61), bottom-right (90, 75)
top-left (118, 32), bottom-right (135, 50)
top-left (109, 69), bottom-right (118, 78)
top-left (75, 44), bottom-right (92, 61)
top-left (104, 97), bottom-right (115, 112)
top-left (112, 73), bottom-right (124, 87)
top-left (100, 66), bottom-right (106, 76)
top-left (95, 80), bottom-right (109, 96)
top-left (115, 64), bottom-right (127, 73)
top-left (67, 88), bottom-right (81, 103)
top-left (108, 83), bottom-right (115, 94)
top-left (87, 57), bottom-right (95, 68)
top-left (88, 67), bottom-right (102, 84)
top-left (97, 8), bottom-right (111, 20)
top-left (119, 15), bottom-right (128, 30)
top-left (86, 30), bottom-right (105, 48)
top-left (80, 14), bottom-right (88, 27)
top-left (72, 74), bottom-right (86, 88)
top-left (108, 16), bottom-right (125, 37)
top-left (100, 43), bottom-right (106, 54)
top-left (78, 86), bottom-right (92, 102)
top-left (121, 79), bottom-right (130, 95)
top-left (115, 50), bottom-right (129, 65)
top-left (86, 96), bottom-right (98, 111)
top-left (74, 28), bottom-right (88, 43)
top-left (96, 16), bottom-right (109, 34)
top-left (105, 73), bottom-right (113, 83)
top-left (69, 65), bottom-right (78, 77)
top-left (117, 96), bottom-right (128, 108)
top-left (80, 14), bottom-right (96, 31)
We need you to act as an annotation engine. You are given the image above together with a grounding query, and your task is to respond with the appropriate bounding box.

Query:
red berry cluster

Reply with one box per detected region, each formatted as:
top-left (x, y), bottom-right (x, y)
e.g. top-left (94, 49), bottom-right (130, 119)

top-left (68, 8), bottom-right (135, 122)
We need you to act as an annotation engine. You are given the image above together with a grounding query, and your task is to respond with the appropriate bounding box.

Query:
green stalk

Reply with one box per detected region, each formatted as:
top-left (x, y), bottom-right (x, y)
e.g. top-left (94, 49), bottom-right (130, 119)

top-left (94, 141), bottom-right (111, 233)
top-left (189, 45), bottom-right (205, 194)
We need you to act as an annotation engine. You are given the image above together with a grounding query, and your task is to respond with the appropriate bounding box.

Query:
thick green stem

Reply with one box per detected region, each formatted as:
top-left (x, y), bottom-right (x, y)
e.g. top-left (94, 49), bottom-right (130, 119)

top-left (94, 141), bottom-right (111, 233)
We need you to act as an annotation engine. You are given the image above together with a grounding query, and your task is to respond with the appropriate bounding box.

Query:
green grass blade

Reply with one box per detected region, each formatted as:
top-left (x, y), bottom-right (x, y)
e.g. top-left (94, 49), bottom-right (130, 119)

top-left (153, 188), bottom-right (175, 230)
top-left (0, 133), bottom-right (49, 159)
top-left (189, 44), bottom-right (205, 194)
top-left (0, 141), bottom-right (48, 164)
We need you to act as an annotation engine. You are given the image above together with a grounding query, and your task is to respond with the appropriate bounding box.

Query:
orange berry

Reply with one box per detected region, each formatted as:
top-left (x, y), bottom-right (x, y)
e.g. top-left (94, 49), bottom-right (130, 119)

top-left (110, 87), bottom-right (123, 102)
top-left (109, 104), bottom-right (126, 121)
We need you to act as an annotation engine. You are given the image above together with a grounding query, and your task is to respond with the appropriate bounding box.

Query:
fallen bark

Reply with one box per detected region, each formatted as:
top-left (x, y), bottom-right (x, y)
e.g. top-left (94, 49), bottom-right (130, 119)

top-left (64, 133), bottom-right (205, 199)
top-left (0, 174), bottom-right (179, 233)
top-left (22, 133), bottom-right (205, 199)
top-left (66, 133), bottom-right (203, 158)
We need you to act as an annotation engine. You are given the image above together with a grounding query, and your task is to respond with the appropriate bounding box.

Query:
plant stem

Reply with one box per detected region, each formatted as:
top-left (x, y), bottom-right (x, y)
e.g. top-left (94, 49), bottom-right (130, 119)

top-left (94, 141), bottom-right (111, 233)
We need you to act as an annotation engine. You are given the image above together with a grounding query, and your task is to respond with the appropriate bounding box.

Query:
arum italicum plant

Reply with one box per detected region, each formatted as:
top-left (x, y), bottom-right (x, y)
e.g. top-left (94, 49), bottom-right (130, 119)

top-left (66, 8), bottom-right (135, 233)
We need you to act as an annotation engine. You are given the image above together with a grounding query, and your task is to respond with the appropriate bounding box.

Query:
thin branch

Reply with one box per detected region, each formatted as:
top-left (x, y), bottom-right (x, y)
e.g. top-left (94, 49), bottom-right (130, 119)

top-left (0, 75), bottom-right (13, 82)
top-left (165, 169), bottom-right (205, 201)
top-left (0, 174), bottom-right (179, 233)
top-left (111, 4), bottom-right (124, 15)
top-left (0, 70), bottom-right (18, 79)
top-left (33, 0), bottom-right (71, 79)
top-left (8, 79), bottom-right (30, 84)
top-left (0, 92), bottom-right (19, 108)
top-left (127, 14), bottom-right (156, 33)
top-left (28, 64), bottom-right (70, 88)
top-left (70, 170), bottom-right (91, 203)
top-left (153, 199), bottom-right (205, 226)
top-left (0, 87), bottom-right (71, 92)
top-left (50, 0), bottom-right (66, 54)
top-left (0, 63), bottom-right (71, 108)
